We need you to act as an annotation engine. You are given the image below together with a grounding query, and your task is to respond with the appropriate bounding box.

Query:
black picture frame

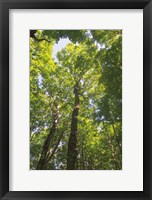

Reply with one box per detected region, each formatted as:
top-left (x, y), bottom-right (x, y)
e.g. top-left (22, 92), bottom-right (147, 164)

top-left (0, 0), bottom-right (152, 199)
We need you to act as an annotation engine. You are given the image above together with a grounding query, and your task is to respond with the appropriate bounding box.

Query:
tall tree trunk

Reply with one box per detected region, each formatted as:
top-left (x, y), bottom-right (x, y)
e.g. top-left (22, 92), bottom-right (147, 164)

top-left (110, 117), bottom-right (122, 155)
top-left (46, 130), bottom-right (64, 166)
top-left (111, 123), bottom-right (122, 168)
top-left (37, 107), bottom-right (58, 170)
top-left (81, 144), bottom-right (85, 170)
top-left (103, 121), bottom-right (118, 170)
top-left (67, 83), bottom-right (80, 170)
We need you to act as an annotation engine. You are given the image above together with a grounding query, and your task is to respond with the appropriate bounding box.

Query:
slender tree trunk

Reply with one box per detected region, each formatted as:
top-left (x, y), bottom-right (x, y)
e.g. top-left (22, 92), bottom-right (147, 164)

top-left (111, 123), bottom-right (122, 168)
top-left (37, 108), bottom-right (58, 170)
top-left (67, 83), bottom-right (80, 170)
top-left (110, 118), bottom-right (122, 155)
top-left (81, 144), bottom-right (85, 170)
top-left (46, 131), bottom-right (64, 165)
top-left (103, 121), bottom-right (118, 170)
top-left (108, 138), bottom-right (118, 170)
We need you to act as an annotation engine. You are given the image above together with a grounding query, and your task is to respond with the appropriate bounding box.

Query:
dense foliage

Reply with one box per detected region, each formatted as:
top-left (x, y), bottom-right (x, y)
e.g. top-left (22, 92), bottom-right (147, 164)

top-left (30, 30), bottom-right (122, 170)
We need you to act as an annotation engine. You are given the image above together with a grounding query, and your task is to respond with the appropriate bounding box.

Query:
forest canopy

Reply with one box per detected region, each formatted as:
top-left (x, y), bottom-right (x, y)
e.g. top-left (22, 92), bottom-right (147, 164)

top-left (30, 30), bottom-right (122, 170)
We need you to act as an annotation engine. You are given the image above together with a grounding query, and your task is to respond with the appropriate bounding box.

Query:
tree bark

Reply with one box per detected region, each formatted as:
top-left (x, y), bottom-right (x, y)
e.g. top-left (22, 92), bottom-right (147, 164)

top-left (30, 30), bottom-right (37, 38)
top-left (67, 83), bottom-right (80, 170)
top-left (37, 108), bottom-right (58, 170)
top-left (103, 121), bottom-right (118, 170)
top-left (46, 130), bottom-right (64, 166)
top-left (110, 118), bottom-right (122, 155)
top-left (30, 30), bottom-right (50, 43)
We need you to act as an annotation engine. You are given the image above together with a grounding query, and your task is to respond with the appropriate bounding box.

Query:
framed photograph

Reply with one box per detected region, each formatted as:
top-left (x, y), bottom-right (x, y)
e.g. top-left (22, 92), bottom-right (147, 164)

top-left (0, 0), bottom-right (151, 199)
